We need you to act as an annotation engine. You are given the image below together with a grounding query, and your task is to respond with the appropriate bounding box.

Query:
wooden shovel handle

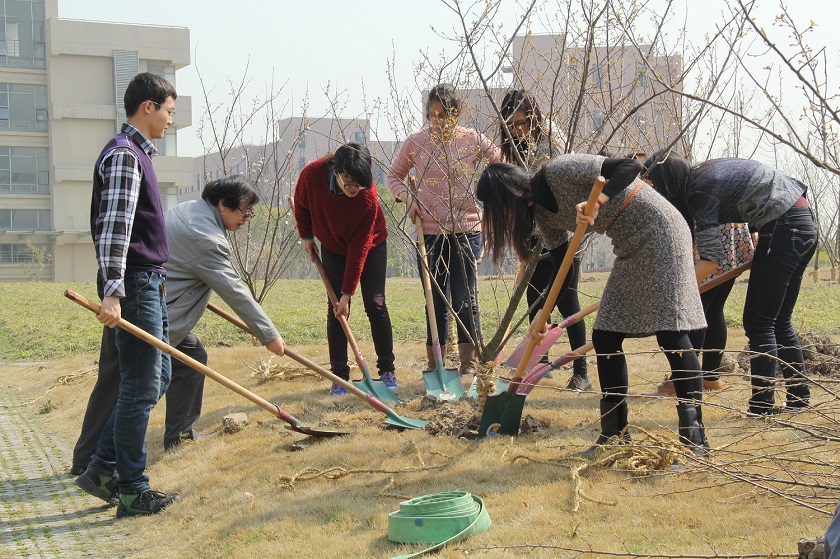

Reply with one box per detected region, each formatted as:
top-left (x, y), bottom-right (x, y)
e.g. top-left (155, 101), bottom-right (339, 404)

top-left (511, 176), bottom-right (605, 384)
top-left (63, 289), bottom-right (293, 421)
top-left (308, 251), bottom-right (368, 366)
top-left (206, 302), bottom-right (393, 414)
top-left (414, 216), bottom-right (445, 347)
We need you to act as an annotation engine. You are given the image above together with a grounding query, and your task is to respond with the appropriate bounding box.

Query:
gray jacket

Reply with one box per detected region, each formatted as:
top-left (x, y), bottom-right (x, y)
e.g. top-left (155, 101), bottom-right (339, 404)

top-left (164, 199), bottom-right (280, 347)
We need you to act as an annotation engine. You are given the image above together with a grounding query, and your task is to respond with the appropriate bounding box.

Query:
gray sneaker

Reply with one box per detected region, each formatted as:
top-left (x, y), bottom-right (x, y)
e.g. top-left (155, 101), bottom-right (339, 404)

top-left (566, 374), bottom-right (592, 392)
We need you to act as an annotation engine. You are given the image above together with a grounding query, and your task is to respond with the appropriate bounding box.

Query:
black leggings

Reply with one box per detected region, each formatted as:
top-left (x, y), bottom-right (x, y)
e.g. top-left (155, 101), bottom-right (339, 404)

top-left (688, 279), bottom-right (735, 380)
top-left (592, 329), bottom-right (703, 403)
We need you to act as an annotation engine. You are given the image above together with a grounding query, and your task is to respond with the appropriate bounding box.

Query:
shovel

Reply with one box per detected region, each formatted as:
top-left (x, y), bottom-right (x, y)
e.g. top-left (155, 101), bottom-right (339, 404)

top-left (415, 216), bottom-right (466, 401)
top-left (308, 251), bottom-right (399, 403)
top-left (504, 300), bottom-right (601, 370)
top-left (206, 302), bottom-right (428, 430)
top-left (64, 290), bottom-right (346, 438)
top-left (478, 258), bottom-right (755, 437)
top-left (478, 176), bottom-right (605, 439)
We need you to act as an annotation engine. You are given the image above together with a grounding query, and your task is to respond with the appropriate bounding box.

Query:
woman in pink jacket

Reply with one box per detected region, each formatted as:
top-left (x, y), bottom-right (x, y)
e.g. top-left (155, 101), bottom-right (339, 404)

top-left (387, 84), bottom-right (502, 376)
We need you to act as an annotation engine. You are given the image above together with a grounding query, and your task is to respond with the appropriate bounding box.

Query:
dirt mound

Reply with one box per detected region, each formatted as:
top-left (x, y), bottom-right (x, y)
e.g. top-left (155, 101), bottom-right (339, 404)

top-left (734, 332), bottom-right (840, 378)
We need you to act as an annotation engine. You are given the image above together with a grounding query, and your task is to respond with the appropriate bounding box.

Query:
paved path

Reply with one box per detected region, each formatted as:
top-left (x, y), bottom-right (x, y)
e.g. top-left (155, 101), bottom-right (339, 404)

top-left (0, 388), bottom-right (127, 558)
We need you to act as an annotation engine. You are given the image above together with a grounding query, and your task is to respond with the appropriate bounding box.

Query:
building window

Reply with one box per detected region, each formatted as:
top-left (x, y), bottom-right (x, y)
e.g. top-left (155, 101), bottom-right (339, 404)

top-left (147, 62), bottom-right (176, 86)
top-left (354, 131), bottom-right (365, 144)
top-left (155, 129), bottom-right (176, 156)
top-left (635, 112), bottom-right (648, 133)
top-left (593, 112), bottom-right (605, 135)
top-left (0, 208), bottom-right (50, 230)
top-left (0, 0), bottom-right (46, 70)
top-left (0, 83), bottom-right (48, 132)
top-left (0, 146), bottom-right (50, 194)
top-left (0, 243), bottom-right (51, 263)
top-left (635, 64), bottom-right (648, 88)
top-left (592, 66), bottom-right (604, 88)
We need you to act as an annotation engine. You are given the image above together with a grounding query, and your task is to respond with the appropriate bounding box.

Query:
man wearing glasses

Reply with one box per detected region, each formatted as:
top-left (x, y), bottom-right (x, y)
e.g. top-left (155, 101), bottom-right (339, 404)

top-left (293, 143), bottom-right (397, 396)
top-left (75, 72), bottom-right (179, 517)
top-left (161, 175), bottom-right (286, 449)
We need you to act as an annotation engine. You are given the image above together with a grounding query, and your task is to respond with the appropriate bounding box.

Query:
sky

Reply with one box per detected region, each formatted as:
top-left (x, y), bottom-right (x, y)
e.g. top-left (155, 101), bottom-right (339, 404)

top-left (58, 0), bottom-right (837, 158)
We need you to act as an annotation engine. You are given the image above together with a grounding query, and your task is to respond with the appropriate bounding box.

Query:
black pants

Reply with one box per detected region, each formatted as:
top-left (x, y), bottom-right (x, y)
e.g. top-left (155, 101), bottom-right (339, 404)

top-left (688, 279), bottom-right (736, 380)
top-left (72, 330), bottom-right (208, 470)
top-left (72, 326), bottom-right (119, 472)
top-left (322, 241), bottom-right (395, 380)
top-left (163, 333), bottom-right (207, 450)
top-left (593, 329), bottom-right (703, 403)
top-left (526, 239), bottom-right (587, 374)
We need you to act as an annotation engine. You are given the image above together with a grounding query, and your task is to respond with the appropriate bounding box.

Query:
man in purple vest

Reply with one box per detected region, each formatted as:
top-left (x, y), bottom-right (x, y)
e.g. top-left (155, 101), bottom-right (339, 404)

top-left (75, 72), bottom-right (179, 518)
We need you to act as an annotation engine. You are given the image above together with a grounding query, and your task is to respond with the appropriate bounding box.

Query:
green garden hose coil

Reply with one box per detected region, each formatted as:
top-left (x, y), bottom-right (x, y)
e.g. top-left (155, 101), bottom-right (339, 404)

top-left (387, 491), bottom-right (491, 559)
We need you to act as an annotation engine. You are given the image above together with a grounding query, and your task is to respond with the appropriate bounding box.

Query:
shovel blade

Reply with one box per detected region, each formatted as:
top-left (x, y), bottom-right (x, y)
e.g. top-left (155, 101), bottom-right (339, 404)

top-left (283, 424), bottom-right (348, 438)
top-left (353, 370), bottom-right (399, 404)
top-left (466, 375), bottom-right (510, 399)
top-left (503, 324), bottom-right (565, 369)
top-left (384, 410), bottom-right (429, 430)
top-left (423, 366), bottom-right (465, 401)
top-left (498, 394), bottom-right (526, 436)
top-left (477, 391), bottom-right (513, 438)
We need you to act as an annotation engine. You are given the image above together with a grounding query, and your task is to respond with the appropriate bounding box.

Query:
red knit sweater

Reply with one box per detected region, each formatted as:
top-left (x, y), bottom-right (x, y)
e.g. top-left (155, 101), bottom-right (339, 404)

top-left (293, 157), bottom-right (388, 295)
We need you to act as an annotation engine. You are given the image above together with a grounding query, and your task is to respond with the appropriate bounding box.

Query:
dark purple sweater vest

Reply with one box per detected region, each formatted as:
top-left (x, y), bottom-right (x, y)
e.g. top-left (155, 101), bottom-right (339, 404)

top-left (90, 133), bottom-right (169, 272)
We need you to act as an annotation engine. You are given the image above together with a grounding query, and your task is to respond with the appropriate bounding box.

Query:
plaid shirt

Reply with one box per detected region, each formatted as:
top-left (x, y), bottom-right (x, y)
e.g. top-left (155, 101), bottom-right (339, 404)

top-left (94, 123), bottom-right (158, 297)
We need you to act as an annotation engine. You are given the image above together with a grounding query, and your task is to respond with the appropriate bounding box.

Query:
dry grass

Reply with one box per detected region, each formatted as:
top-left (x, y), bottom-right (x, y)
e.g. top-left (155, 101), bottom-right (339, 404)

top-left (4, 330), bottom-right (838, 559)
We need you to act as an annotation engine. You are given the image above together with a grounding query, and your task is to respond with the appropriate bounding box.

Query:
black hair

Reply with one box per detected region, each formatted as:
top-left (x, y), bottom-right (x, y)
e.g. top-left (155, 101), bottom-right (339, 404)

top-left (426, 83), bottom-right (462, 120)
top-left (124, 72), bottom-right (177, 117)
top-left (476, 162), bottom-right (542, 264)
top-left (332, 143), bottom-right (372, 187)
top-left (498, 89), bottom-right (547, 165)
top-left (201, 175), bottom-right (260, 210)
top-left (643, 149), bottom-right (693, 226)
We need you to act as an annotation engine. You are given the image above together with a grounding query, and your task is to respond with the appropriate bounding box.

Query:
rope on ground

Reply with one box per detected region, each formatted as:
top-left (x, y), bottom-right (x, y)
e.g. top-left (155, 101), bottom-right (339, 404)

top-left (247, 356), bottom-right (320, 383)
top-left (0, 364), bottom-right (97, 409)
top-left (277, 464), bottom-right (446, 491)
top-left (57, 365), bottom-right (98, 384)
top-left (0, 385), bottom-right (57, 409)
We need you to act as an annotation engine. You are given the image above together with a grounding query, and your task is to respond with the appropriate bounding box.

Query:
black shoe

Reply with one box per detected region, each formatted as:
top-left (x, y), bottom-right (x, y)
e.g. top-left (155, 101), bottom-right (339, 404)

top-left (566, 374), bottom-right (592, 392)
top-left (70, 465), bottom-right (86, 476)
top-left (116, 490), bottom-right (179, 518)
top-left (75, 470), bottom-right (119, 506)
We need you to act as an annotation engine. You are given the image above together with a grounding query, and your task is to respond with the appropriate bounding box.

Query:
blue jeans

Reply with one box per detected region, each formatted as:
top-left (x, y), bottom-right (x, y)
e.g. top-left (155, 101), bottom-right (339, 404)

top-left (89, 270), bottom-right (171, 494)
top-left (418, 233), bottom-right (482, 346)
top-left (743, 207), bottom-right (816, 411)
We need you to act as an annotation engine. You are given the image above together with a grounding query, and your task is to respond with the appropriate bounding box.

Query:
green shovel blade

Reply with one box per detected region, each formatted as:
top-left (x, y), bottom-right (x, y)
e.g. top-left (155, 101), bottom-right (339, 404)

top-left (353, 369), bottom-right (399, 404)
top-left (423, 364), bottom-right (465, 401)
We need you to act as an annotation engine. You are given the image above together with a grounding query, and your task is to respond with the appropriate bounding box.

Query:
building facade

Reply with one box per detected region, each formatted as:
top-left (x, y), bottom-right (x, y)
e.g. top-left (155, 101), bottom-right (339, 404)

top-left (0, 0), bottom-right (192, 281)
top-left (183, 116), bottom-right (370, 207)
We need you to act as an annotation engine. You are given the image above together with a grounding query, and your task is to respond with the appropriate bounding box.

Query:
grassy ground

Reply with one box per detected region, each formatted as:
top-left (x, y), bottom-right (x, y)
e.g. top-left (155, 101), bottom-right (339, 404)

top-left (1, 273), bottom-right (838, 558)
top-left (2, 336), bottom-right (837, 558)
top-left (2, 268), bottom-right (840, 362)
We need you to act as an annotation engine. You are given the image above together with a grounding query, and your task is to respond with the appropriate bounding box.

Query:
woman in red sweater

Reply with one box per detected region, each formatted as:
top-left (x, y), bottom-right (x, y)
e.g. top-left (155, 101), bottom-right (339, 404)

top-left (293, 143), bottom-right (395, 396)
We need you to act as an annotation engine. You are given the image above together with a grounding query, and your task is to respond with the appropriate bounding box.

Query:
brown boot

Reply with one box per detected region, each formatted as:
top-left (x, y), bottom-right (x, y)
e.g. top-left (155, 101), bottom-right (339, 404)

top-left (643, 377), bottom-right (676, 397)
top-left (425, 345), bottom-right (436, 371)
top-left (703, 378), bottom-right (725, 391)
top-left (458, 343), bottom-right (478, 384)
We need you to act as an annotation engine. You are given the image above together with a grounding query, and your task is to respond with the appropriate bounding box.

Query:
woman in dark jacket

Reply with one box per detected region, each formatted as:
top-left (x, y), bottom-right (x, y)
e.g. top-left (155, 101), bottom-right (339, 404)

top-left (644, 151), bottom-right (816, 415)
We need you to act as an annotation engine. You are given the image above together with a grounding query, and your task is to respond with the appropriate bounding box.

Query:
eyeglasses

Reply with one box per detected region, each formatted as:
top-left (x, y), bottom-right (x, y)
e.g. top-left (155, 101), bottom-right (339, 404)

top-left (237, 207), bottom-right (255, 219)
top-left (149, 101), bottom-right (176, 118)
top-left (336, 173), bottom-right (368, 191)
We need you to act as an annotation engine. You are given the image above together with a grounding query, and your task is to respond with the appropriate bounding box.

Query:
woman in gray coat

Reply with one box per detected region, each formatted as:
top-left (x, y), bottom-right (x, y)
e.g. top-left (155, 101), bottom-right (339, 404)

top-left (476, 154), bottom-right (708, 456)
